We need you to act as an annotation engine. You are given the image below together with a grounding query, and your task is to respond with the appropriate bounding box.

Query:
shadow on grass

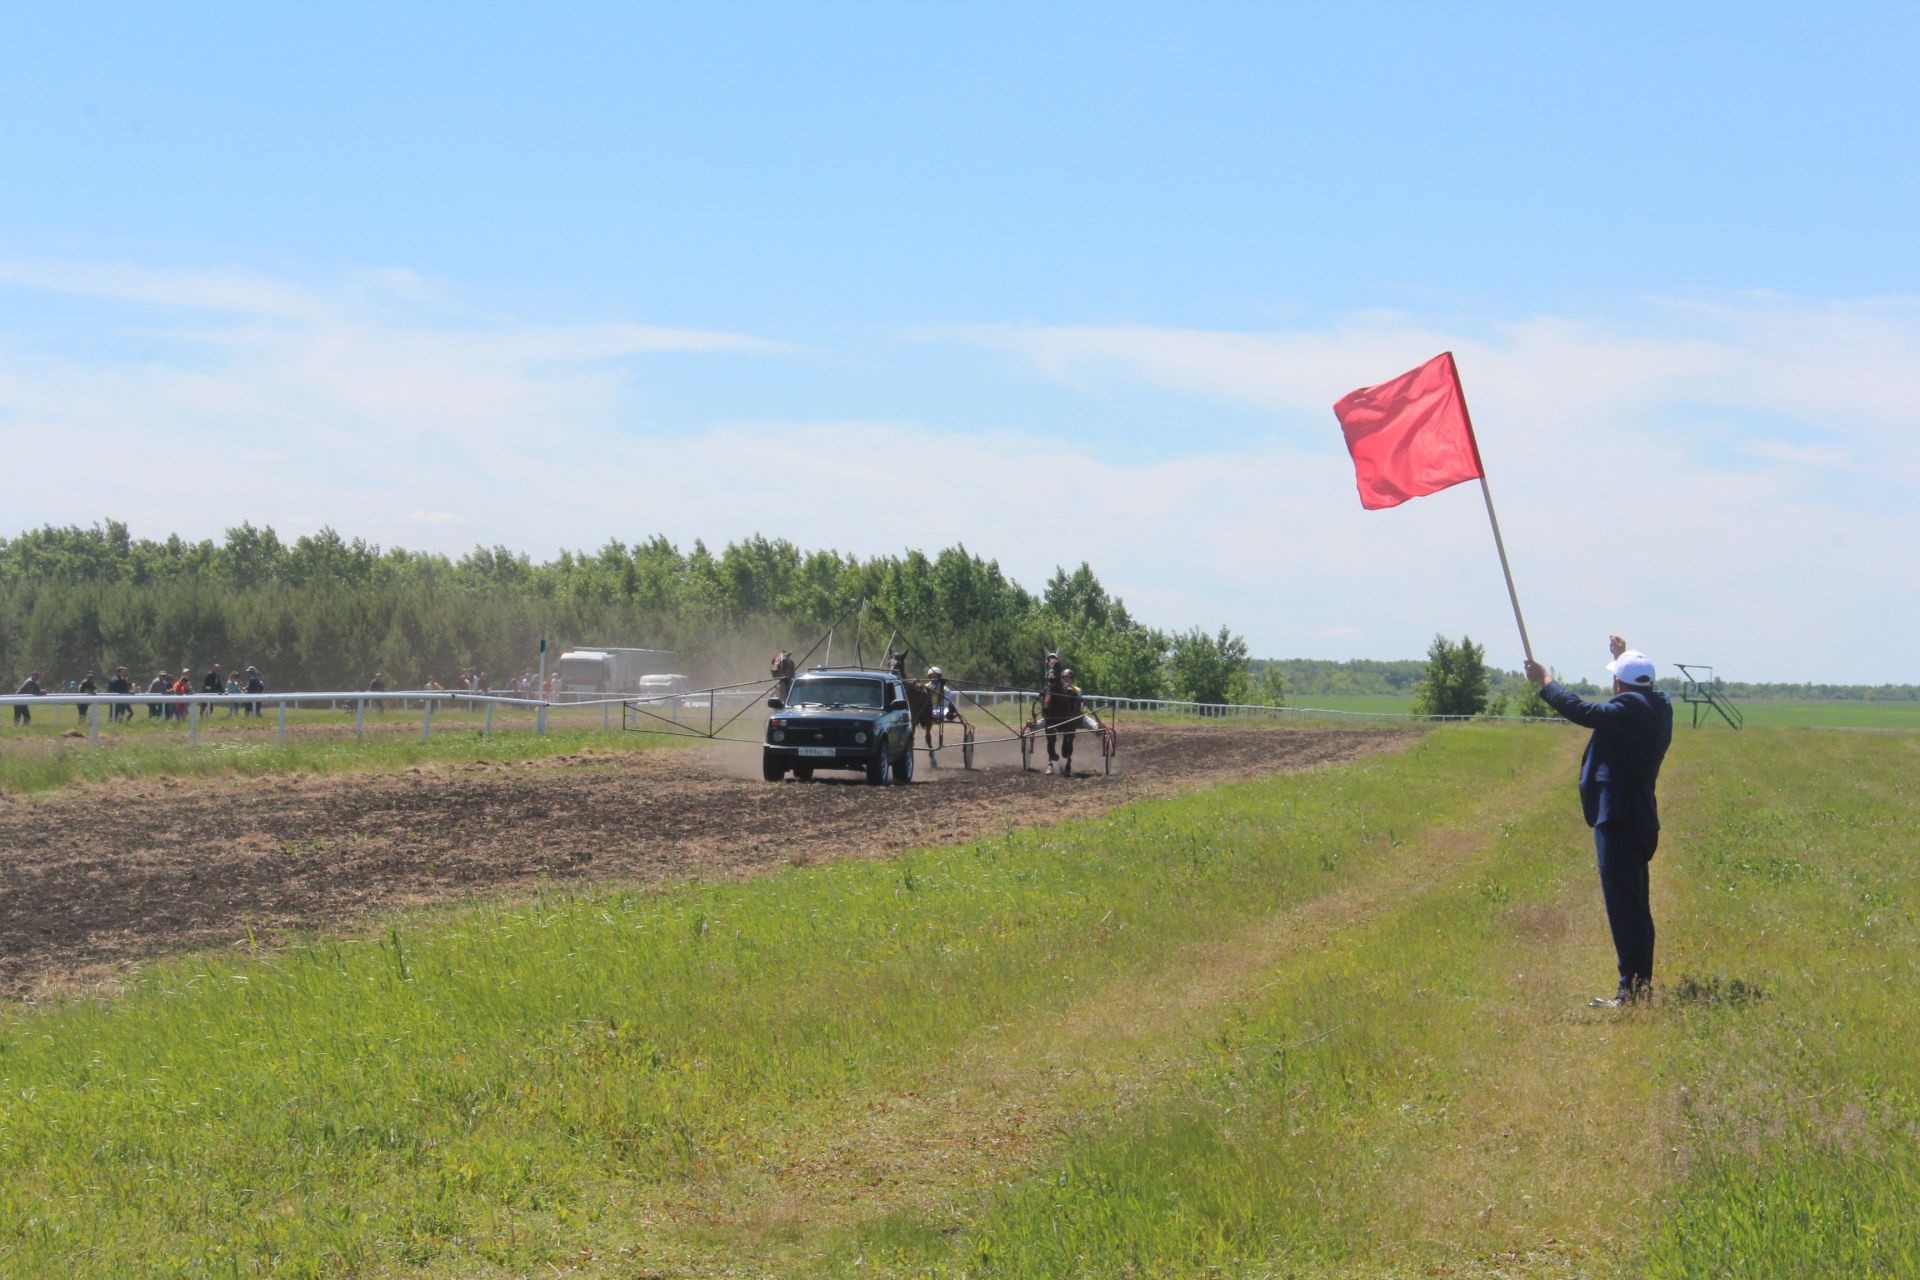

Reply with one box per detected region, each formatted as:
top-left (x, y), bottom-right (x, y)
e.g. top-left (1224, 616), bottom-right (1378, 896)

top-left (1669, 973), bottom-right (1769, 1009)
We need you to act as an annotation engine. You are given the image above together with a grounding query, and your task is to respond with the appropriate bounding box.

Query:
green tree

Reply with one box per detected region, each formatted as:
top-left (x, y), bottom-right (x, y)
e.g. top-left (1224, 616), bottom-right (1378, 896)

top-left (1409, 633), bottom-right (1491, 717)
top-left (1252, 662), bottom-right (1288, 706)
top-left (1165, 626), bottom-right (1250, 706)
top-left (1512, 679), bottom-right (1554, 718)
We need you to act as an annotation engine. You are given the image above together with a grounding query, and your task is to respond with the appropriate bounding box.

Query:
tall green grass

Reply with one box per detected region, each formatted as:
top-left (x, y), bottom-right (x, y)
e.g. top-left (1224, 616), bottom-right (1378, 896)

top-left (1, 726), bottom-right (1915, 1277)
top-left (838, 727), bottom-right (1920, 1278)
top-left (0, 730), bottom-right (1527, 1276)
top-left (1718, 699), bottom-right (1920, 729)
top-left (1632, 729), bottom-right (1920, 1278)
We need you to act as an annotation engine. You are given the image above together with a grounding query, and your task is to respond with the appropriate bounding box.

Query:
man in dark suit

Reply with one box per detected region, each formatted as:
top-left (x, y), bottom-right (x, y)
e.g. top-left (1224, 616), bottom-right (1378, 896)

top-left (1526, 635), bottom-right (1673, 1008)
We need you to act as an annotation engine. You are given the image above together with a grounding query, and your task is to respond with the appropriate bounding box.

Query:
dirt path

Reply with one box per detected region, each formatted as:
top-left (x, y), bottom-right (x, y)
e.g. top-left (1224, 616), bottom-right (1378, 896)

top-left (0, 723), bottom-right (1411, 1000)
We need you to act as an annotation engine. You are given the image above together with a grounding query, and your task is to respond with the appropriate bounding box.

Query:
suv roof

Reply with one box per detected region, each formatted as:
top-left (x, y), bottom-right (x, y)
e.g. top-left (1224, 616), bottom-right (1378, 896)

top-left (795, 668), bottom-right (893, 680)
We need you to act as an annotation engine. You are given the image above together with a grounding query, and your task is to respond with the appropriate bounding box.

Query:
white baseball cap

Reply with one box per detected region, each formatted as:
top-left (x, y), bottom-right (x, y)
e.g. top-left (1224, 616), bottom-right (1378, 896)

top-left (1607, 650), bottom-right (1657, 686)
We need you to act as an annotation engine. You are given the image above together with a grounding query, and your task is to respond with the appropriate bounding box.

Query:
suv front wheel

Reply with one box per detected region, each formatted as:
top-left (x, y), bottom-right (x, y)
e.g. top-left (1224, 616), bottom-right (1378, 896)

top-left (891, 738), bottom-right (914, 785)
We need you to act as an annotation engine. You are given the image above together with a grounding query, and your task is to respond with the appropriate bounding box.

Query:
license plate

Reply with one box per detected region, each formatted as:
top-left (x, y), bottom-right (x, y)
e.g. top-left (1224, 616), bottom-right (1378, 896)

top-left (796, 746), bottom-right (837, 757)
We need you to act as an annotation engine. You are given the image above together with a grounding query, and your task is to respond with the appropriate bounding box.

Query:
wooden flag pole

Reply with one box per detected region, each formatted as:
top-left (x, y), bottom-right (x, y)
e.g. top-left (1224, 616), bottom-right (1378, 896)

top-left (1475, 476), bottom-right (1533, 665)
top-left (1448, 354), bottom-right (1534, 664)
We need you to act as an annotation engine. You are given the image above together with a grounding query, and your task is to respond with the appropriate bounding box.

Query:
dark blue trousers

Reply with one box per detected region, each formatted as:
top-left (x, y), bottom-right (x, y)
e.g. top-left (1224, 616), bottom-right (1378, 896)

top-left (1595, 821), bottom-right (1655, 992)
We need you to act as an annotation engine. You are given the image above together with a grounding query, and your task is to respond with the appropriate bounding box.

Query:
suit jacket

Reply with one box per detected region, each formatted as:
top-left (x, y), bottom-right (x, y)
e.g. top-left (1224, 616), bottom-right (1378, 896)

top-left (1540, 681), bottom-right (1673, 847)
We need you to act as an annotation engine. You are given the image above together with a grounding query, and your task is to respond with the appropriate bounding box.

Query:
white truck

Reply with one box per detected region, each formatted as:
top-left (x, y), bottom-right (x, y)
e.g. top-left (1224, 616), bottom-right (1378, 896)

top-left (554, 647), bottom-right (680, 697)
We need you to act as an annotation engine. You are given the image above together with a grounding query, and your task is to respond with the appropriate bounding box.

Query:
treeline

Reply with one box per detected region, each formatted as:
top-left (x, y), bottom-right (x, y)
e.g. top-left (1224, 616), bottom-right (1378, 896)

top-left (1252, 656), bottom-right (1555, 702)
top-left (1253, 657), bottom-right (1425, 697)
top-left (0, 521), bottom-right (1249, 699)
top-left (1260, 657), bottom-right (1919, 704)
top-left (1678, 680), bottom-right (1919, 702)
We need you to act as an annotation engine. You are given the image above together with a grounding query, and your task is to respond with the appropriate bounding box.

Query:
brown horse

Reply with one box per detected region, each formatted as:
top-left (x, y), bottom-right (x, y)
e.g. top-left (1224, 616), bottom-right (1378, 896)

top-left (901, 678), bottom-right (969, 766)
top-left (769, 649), bottom-right (796, 701)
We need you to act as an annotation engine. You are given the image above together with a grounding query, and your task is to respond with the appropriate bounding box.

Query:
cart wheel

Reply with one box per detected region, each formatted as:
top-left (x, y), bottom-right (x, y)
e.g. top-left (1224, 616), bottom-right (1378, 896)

top-left (962, 723), bottom-right (975, 771)
top-left (1018, 725), bottom-right (1031, 772)
top-left (1102, 727), bottom-right (1116, 776)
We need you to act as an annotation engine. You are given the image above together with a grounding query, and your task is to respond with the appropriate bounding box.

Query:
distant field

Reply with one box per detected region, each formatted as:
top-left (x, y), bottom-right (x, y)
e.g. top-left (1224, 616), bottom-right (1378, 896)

top-left (1288, 694), bottom-right (1920, 730)
top-left (1713, 699), bottom-right (1920, 729)
top-left (3, 724), bottom-right (1915, 1276)
top-left (0, 702), bottom-right (685, 795)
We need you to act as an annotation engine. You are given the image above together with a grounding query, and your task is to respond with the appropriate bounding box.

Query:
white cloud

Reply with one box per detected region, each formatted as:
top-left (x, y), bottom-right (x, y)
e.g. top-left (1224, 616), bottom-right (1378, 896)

top-left (1, 264), bottom-right (1914, 683)
top-left (943, 301), bottom-right (1920, 682)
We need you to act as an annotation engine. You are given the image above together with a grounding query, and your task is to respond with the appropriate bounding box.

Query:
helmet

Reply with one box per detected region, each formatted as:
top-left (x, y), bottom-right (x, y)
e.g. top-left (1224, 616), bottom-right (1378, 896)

top-left (926, 665), bottom-right (942, 677)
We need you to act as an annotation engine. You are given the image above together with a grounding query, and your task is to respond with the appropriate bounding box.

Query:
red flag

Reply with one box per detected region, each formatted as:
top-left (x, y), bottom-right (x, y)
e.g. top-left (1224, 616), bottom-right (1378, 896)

top-left (1332, 352), bottom-right (1484, 510)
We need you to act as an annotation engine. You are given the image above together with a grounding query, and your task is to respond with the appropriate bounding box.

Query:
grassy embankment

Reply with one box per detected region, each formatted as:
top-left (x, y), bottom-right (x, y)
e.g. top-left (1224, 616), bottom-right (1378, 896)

top-left (1, 726), bottom-right (1916, 1276)
top-left (0, 703), bottom-right (699, 795)
top-left (1294, 693), bottom-right (1920, 730)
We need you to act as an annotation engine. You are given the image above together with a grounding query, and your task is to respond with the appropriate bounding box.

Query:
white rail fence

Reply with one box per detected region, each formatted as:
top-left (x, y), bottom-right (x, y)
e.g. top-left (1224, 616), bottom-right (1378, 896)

top-left (3, 685), bottom-right (1560, 750)
top-left (0, 689), bottom-right (685, 747)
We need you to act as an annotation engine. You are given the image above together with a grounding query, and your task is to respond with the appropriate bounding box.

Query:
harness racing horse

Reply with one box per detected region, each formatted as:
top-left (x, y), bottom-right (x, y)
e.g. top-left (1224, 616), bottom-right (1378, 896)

top-left (902, 679), bottom-right (973, 769)
top-left (769, 649), bottom-right (796, 701)
top-left (1040, 678), bottom-right (1087, 774)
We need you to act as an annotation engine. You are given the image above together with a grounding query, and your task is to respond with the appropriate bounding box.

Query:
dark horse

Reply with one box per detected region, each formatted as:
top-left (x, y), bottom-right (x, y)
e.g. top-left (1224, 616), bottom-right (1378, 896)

top-left (769, 649), bottom-right (796, 701)
top-left (1041, 676), bottom-right (1091, 775)
top-left (901, 677), bottom-right (969, 765)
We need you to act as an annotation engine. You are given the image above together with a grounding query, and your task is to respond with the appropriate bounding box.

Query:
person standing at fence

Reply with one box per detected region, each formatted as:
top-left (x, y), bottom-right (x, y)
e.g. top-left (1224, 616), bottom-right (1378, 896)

top-left (149, 670), bottom-right (170, 718)
top-left (1525, 635), bottom-right (1673, 1008)
top-left (75, 671), bottom-right (99, 722)
top-left (107, 667), bottom-right (133, 720)
top-left (171, 669), bottom-right (193, 720)
top-left (246, 666), bottom-right (265, 717)
top-left (12, 671), bottom-right (43, 726)
top-left (202, 663), bottom-right (223, 715)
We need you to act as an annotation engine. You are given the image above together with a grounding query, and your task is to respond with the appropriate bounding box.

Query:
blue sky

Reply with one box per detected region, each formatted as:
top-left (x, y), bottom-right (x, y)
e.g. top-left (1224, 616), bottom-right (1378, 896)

top-left (3, 5), bottom-right (1916, 683)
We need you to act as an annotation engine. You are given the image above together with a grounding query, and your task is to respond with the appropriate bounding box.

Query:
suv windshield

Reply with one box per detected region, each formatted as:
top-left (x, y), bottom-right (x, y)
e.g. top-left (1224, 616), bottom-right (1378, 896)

top-left (784, 677), bottom-right (886, 709)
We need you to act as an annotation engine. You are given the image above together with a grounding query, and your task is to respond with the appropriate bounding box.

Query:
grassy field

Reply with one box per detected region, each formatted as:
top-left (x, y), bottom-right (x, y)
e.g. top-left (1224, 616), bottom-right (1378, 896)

top-left (0, 703), bottom-right (693, 795)
top-left (1291, 693), bottom-right (1920, 729)
top-left (1, 725), bottom-right (1916, 1277)
top-left (1716, 699), bottom-right (1920, 729)
top-left (1281, 693), bottom-right (1417, 715)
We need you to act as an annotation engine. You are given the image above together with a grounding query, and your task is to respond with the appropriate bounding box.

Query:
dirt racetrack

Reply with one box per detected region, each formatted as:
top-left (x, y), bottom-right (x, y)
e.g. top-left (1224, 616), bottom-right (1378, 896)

top-left (0, 723), bottom-right (1413, 1000)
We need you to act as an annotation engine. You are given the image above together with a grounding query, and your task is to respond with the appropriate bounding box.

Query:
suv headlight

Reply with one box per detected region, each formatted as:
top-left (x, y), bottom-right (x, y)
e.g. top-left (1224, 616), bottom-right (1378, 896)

top-left (770, 729), bottom-right (786, 742)
top-left (854, 731), bottom-right (868, 744)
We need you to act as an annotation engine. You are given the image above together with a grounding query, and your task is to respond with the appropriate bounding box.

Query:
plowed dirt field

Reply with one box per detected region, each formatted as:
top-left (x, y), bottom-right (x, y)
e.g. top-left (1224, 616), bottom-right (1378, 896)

top-left (0, 723), bottom-right (1412, 1000)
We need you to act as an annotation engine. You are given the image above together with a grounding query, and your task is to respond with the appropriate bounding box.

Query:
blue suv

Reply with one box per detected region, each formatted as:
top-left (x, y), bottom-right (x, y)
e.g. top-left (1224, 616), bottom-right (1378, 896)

top-left (763, 669), bottom-right (915, 784)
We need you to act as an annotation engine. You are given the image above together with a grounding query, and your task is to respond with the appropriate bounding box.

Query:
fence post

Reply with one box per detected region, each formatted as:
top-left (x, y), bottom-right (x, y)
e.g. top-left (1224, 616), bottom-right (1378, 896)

top-left (537, 703), bottom-right (548, 736)
top-left (422, 697), bottom-right (434, 744)
top-left (88, 703), bottom-right (100, 746)
top-left (277, 702), bottom-right (287, 744)
top-left (189, 701), bottom-right (200, 746)
top-left (484, 702), bottom-right (495, 735)
top-left (602, 700), bottom-right (610, 731)
top-left (355, 699), bottom-right (365, 742)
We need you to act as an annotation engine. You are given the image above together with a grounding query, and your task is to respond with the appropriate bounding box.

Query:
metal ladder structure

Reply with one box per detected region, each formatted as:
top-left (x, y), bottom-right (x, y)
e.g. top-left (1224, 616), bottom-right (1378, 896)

top-left (1676, 663), bottom-right (1743, 730)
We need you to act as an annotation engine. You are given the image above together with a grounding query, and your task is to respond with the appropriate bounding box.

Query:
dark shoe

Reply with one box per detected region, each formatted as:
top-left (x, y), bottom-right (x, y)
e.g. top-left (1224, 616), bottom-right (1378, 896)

top-left (1062, 761), bottom-right (1072, 776)
top-left (1590, 982), bottom-right (1646, 1009)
